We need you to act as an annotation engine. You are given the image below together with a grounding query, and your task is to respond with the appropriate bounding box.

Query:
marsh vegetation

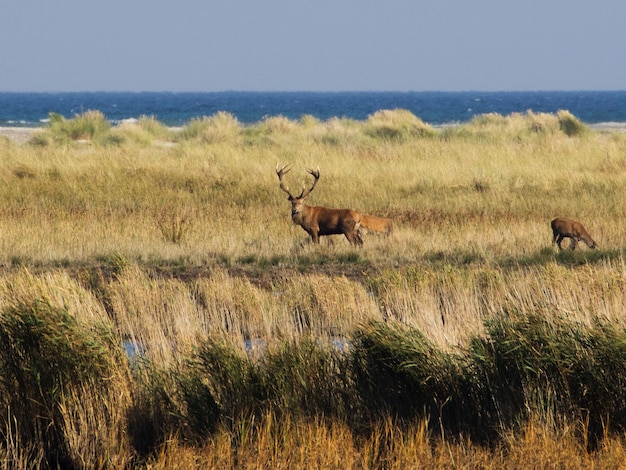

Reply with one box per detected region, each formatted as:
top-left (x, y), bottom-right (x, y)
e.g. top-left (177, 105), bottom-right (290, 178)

top-left (1, 109), bottom-right (626, 467)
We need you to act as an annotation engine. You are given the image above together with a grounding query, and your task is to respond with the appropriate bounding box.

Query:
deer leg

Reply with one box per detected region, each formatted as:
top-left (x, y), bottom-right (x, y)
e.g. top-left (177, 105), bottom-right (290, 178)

top-left (556, 234), bottom-right (564, 250)
top-left (569, 238), bottom-right (578, 250)
top-left (345, 230), bottom-right (363, 246)
top-left (352, 219), bottom-right (364, 246)
top-left (354, 231), bottom-right (363, 246)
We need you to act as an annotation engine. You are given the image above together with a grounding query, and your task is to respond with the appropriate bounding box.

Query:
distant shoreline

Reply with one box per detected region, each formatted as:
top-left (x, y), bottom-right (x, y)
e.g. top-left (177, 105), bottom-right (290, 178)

top-left (2, 121), bottom-right (626, 145)
top-left (587, 122), bottom-right (626, 131)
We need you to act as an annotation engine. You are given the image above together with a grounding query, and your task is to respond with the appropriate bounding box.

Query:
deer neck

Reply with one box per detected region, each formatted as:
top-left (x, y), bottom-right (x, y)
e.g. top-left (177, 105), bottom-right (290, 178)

top-left (291, 205), bottom-right (309, 225)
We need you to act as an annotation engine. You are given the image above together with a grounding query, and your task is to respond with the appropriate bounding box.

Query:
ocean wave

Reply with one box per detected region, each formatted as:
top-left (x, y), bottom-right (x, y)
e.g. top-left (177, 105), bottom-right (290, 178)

top-left (1, 91), bottom-right (626, 127)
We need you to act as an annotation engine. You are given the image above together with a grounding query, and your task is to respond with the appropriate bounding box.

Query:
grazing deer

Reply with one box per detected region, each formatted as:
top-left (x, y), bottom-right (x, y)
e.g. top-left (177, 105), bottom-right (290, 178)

top-left (360, 213), bottom-right (394, 235)
top-left (551, 217), bottom-right (598, 250)
top-left (276, 164), bottom-right (363, 245)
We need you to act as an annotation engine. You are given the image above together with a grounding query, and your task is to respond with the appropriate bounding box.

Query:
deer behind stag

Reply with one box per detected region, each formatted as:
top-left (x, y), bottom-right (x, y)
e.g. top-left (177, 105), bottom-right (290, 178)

top-left (360, 213), bottom-right (394, 235)
top-left (276, 164), bottom-right (363, 245)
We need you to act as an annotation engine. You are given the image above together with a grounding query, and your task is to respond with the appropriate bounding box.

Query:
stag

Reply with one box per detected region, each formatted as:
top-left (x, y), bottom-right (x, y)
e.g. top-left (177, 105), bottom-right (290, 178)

top-left (551, 217), bottom-right (598, 250)
top-left (276, 164), bottom-right (363, 245)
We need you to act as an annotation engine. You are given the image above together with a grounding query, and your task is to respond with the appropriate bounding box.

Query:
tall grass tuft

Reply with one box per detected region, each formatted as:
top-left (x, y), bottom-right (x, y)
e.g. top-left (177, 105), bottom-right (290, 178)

top-left (469, 310), bottom-right (626, 446)
top-left (192, 337), bottom-right (264, 426)
top-left (0, 299), bottom-right (127, 468)
top-left (558, 109), bottom-right (588, 136)
top-left (155, 207), bottom-right (194, 244)
top-left (44, 110), bottom-right (113, 144)
top-left (365, 109), bottom-right (435, 140)
top-left (260, 337), bottom-right (353, 420)
top-left (350, 320), bottom-right (460, 431)
top-left (114, 115), bottom-right (174, 145)
top-left (177, 111), bottom-right (241, 143)
top-left (127, 359), bottom-right (220, 456)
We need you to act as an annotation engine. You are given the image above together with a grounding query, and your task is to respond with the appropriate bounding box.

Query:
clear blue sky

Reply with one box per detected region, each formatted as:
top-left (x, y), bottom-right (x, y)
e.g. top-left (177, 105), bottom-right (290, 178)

top-left (1, 1), bottom-right (624, 92)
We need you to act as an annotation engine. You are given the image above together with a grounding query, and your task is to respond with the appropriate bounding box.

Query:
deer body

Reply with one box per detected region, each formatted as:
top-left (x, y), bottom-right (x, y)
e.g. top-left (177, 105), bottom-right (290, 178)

top-left (276, 165), bottom-right (363, 245)
top-left (551, 217), bottom-right (597, 250)
top-left (360, 214), bottom-right (394, 235)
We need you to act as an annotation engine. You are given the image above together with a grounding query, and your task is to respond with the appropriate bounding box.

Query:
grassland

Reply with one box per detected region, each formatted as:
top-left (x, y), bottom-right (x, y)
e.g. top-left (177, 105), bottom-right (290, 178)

top-left (1, 109), bottom-right (626, 468)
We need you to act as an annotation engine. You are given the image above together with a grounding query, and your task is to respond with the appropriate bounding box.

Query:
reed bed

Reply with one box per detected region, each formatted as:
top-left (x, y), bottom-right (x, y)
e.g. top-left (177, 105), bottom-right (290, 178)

top-left (1, 110), bottom-right (626, 467)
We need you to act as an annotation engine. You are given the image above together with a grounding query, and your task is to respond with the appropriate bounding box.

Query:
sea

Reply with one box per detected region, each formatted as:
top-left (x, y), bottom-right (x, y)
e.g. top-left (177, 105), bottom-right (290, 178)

top-left (1, 91), bottom-right (625, 128)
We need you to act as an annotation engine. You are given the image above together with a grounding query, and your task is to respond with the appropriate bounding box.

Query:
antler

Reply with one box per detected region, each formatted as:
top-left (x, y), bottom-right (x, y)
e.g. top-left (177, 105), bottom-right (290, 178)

top-left (276, 163), bottom-right (294, 198)
top-left (300, 166), bottom-right (320, 199)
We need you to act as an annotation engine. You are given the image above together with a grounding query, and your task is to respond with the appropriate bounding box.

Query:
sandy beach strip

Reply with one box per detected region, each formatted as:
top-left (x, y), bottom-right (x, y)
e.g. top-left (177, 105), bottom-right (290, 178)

top-left (589, 122), bottom-right (626, 132)
top-left (0, 127), bottom-right (40, 144)
top-left (1, 122), bottom-right (625, 145)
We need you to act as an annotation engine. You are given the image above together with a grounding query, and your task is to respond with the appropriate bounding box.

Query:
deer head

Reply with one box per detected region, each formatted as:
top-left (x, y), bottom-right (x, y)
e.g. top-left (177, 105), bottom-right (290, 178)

top-left (276, 164), bottom-right (320, 216)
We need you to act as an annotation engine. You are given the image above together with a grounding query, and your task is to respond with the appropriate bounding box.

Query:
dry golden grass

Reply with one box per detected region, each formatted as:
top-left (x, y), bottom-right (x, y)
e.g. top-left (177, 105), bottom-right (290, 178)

top-left (2, 112), bottom-right (625, 267)
top-left (2, 110), bottom-right (626, 467)
top-left (142, 413), bottom-right (626, 470)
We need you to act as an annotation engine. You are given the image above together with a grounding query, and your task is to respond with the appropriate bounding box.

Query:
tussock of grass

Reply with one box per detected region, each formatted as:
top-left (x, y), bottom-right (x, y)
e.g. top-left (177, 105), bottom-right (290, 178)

top-left (0, 298), bottom-right (129, 468)
top-left (365, 109), bottom-right (435, 140)
top-left (43, 110), bottom-right (113, 145)
top-left (176, 111), bottom-right (241, 143)
top-left (114, 115), bottom-right (174, 145)
top-left (558, 109), bottom-right (589, 136)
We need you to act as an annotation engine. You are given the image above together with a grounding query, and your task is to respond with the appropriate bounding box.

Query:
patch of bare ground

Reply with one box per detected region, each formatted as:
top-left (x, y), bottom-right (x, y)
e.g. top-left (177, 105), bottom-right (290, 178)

top-left (0, 260), bottom-right (382, 291)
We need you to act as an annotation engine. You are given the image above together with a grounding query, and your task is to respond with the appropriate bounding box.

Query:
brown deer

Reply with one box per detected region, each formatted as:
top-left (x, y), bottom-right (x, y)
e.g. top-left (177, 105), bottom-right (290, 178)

top-left (551, 217), bottom-right (598, 250)
top-left (360, 213), bottom-right (394, 235)
top-left (276, 164), bottom-right (363, 245)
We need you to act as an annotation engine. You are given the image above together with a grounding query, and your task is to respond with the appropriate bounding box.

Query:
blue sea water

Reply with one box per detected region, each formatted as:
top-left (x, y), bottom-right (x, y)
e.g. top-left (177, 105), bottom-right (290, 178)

top-left (0, 91), bottom-right (625, 128)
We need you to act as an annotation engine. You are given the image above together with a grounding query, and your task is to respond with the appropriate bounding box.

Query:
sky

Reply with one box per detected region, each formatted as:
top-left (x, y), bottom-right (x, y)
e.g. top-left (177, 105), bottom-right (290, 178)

top-left (1, 1), bottom-right (625, 92)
